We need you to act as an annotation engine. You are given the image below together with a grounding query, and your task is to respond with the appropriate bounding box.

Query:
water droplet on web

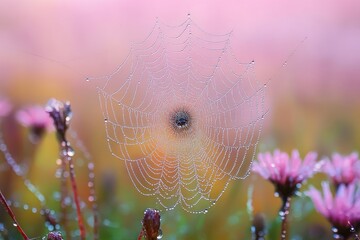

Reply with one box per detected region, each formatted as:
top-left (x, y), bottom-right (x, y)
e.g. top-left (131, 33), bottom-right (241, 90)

top-left (203, 209), bottom-right (208, 214)
top-left (13, 223), bottom-right (18, 227)
top-left (0, 143), bottom-right (6, 151)
top-left (104, 118), bottom-right (108, 123)
top-left (56, 159), bottom-right (62, 165)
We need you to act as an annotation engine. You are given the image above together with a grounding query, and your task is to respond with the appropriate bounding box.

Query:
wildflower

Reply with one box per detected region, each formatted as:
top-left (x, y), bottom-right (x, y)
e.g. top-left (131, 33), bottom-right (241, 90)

top-left (0, 98), bottom-right (12, 118)
top-left (253, 149), bottom-right (320, 199)
top-left (16, 106), bottom-right (54, 143)
top-left (321, 152), bottom-right (360, 188)
top-left (253, 149), bottom-right (321, 240)
top-left (45, 99), bottom-right (72, 144)
top-left (138, 208), bottom-right (162, 240)
top-left (307, 182), bottom-right (360, 239)
top-left (46, 231), bottom-right (63, 240)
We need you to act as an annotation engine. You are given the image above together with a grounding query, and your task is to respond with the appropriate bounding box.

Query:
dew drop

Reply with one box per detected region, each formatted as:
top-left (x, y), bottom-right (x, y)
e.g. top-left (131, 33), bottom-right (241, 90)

top-left (67, 146), bottom-right (75, 157)
top-left (13, 223), bottom-right (18, 227)
top-left (203, 209), bottom-right (208, 214)
top-left (274, 192), bottom-right (279, 197)
top-left (104, 118), bottom-right (108, 123)
top-left (279, 210), bottom-right (285, 217)
top-left (157, 229), bottom-right (163, 239)
top-left (65, 115), bottom-right (71, 123)
top-left (333, 234), bottom-right (341, 239)
top-left (56, 159), bottom-right (62, 166)
top-left (47, 225), bottom-right (55, 231)
top-left (0, 143), bottom-right (6, 151)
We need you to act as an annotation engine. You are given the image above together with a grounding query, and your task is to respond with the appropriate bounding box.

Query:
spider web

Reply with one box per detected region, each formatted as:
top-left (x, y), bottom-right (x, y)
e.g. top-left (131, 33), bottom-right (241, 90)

top-left (96, 16), bottom-right (266, 213)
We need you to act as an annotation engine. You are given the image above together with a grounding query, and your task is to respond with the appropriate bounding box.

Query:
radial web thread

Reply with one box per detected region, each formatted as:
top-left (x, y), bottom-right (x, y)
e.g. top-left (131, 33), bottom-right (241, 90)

top-left (95, 16), bottom-right (266, 213)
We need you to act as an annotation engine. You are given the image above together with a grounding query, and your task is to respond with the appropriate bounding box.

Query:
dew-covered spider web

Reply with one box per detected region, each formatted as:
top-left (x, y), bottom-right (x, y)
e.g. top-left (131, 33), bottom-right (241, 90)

top-left (95, 16), bottom-right (266, 213)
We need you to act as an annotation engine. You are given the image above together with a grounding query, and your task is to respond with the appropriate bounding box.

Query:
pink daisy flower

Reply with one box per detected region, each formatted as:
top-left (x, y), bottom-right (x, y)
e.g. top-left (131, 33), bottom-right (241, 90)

top-left (16, 106), bottom-right (54, 143)
top-left (0, 99), bottom-right (12, 118)
top-left (322, 152), bottom-right (360, 188)
top-left (253, 149), bottom-right (321, 199)
top-left (307, 182), bottom-right (360, 239)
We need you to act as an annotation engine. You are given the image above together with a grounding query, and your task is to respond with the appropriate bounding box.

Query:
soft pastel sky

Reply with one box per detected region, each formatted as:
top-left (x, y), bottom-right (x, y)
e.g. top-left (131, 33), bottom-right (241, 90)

top-left (1, 0), bottom-right (359, 150)
top-left (1, 0), bottom-right (359, 109)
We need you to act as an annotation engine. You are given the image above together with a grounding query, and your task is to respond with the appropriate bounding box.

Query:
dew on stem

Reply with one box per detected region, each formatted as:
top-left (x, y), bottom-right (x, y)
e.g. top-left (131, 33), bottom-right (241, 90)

top-left (46, 99), bottom-right (86, 240)
top-left (251, 213), bottom-right (266, 240)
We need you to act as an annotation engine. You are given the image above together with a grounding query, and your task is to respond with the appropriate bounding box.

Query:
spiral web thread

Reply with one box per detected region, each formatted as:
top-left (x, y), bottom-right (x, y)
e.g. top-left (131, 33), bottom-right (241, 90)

top-left (96, 16), bottom-right (266, 213)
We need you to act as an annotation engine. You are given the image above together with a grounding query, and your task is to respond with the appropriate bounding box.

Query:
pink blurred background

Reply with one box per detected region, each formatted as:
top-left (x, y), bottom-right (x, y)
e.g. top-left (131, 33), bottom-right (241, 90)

top-left (1, 0), bottom-right (360, 239)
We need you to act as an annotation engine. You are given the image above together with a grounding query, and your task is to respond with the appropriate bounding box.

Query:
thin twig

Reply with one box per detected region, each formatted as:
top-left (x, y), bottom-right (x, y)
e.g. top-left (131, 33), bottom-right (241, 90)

top-left (70, 130), bottom-right (99, 240)
top-left (0, 190), bottom-right (30, 240)
top-left (63, 143), bottom-right (86, 240)
top-left (59, 158), bottom-right (70, 238)
top-left (46, 99), bottom-right (86, 240)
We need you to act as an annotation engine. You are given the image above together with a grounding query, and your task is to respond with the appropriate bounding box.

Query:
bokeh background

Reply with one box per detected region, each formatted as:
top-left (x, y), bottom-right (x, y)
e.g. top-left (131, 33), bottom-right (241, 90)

top-left (1, 0), bottom-right (360, 239)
